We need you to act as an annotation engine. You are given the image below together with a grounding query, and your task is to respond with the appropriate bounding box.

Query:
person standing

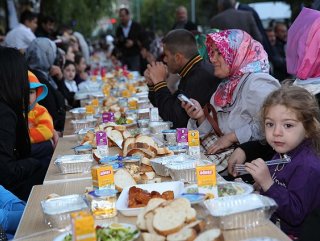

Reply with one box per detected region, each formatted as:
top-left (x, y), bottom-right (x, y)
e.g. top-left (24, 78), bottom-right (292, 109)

top-left (4, 10), bottom-right (37, 52)
top-left (115, 8), bottom-right (144, 72)
top-left (172, 6), bottom-right (197, 33)
top-left (210, 0), bottom-right (262, 43)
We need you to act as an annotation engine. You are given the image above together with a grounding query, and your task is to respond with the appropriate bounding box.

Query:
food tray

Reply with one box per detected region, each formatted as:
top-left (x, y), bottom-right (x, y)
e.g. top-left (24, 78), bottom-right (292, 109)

top-left (41, 194), bottom-right (89, 229)
top-left (150, 154), bottom-right (196, 177)
top-left (116, 181), bottom-right (184, 216)
top-left (149, 121), bottom-right (172, 134)
top-left (76, 127), bottom-right (95, 143)
top-left (69, 107), bottom-right (86, 119)
top-left (168, 159), bottom-right (212, 183)
top-left (204, 194), bottom-right (277, 230)
top-left (162, 129), bottom-right (177, 145)
top-left (54, 154), bottom-right (94, 174)
top-left (71, 118), bottom-right (97, 132)
top-left (137, 119), bottom-right (149, 128)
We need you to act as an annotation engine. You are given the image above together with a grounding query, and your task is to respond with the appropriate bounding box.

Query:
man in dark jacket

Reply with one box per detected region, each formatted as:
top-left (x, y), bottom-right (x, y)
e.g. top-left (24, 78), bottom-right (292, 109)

top-left (115, 8), bottom-right (144, 72)
top-left (145, 29), bottom-right (219, 128)
top-left (172, 6), bottom-right (198, 33)
top-left (210, 0), bottom-right (262, 43)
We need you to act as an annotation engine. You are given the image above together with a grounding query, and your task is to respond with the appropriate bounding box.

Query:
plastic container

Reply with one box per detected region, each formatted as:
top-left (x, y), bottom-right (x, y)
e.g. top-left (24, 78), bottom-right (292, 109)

top-left (116, 181), bottom-right (184, 216)
top-left (137, 108), bottom-right (150, 120)
top-left (137, 119), bottom-right (150, 128)
top-left (71, 119), bottom-right (97, 132)
top-left (69, 107), bottom-right (86, 119)
top-left (54, 154), bottom-right (94, 174)
top-left (87, 189), bottom-right (117, 219)
top-left (167, 160), bottom-right (212, 183)
top-left (150, 154), bottom-right (196, 177)
top-left (149, 121), bottom-right (172, 134)
top-left (41, 195), bottom-right (89, 230)
top-left (204, 194), bottom-right (278, 230)
top-left (162, 129), bottom-right (177, 145)
top-left (76, 128), bottom-right (95, 144)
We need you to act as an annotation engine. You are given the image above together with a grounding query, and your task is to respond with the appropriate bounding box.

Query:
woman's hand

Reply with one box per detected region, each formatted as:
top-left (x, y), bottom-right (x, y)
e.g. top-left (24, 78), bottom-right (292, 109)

top-left (206, 132), bottom-right (237, 154)
top-left (245, 158), bottom-right (273, 192)
top-left (181, 99), bottom-right (205, 123)
top-left (227, 147), bottom-right (246, 177)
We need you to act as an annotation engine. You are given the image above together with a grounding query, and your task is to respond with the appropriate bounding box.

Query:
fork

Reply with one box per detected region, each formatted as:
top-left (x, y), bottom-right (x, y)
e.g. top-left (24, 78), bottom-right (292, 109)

top-left (233, 154), bottom-right (291, 175)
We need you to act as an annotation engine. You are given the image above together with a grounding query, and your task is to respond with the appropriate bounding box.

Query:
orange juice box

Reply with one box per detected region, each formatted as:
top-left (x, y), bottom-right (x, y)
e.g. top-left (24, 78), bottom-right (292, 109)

top-left (91, 165), bottom-right (115, 190)
top-left (121, 89), bottom-right (130, 98)
top-left (86, 105), bottom-right (95, 115)
top-left (196, 165), bottom-right (217, 190)
top-left (91, 98), bottom-right (99, 107)
top-left (71, 211), bottom-right (96, 241)
top-left (188, 130), bottom-right (200, 158)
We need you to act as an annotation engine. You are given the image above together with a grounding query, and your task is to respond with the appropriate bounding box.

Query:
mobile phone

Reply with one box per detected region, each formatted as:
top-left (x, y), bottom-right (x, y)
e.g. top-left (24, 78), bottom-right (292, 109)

top-left (178, 94), bottom-right (196, 107)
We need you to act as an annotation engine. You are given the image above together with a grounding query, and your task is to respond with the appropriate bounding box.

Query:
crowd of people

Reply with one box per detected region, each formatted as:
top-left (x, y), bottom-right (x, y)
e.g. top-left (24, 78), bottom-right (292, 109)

top-left (0, 1), bottom-right (319, 240)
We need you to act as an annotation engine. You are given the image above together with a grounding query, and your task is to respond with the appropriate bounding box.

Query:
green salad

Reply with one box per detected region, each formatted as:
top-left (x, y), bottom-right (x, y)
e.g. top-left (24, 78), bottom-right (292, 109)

top-left (63, 224), bottom-right (139, 241)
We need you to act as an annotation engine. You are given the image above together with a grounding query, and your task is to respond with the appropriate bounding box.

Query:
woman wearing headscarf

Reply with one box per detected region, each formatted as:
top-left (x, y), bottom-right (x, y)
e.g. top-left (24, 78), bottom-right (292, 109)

top-left (25, 38), bottom-right (66, 133)
top-left (182, 29), bottom-right (280, 173)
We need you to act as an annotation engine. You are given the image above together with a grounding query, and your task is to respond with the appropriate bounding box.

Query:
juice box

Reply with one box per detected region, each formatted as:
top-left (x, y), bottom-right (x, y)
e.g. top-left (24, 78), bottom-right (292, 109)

top-left (176, 128), bottom-right (188, 145)
top-left (91, 98), bottom-right (99, 107)
top-left (91, 165), bottom-right (115, 190)
top-left (188, 130), bottom-right (200, 158)
top-left (196, 165), bottom-right (217, 189)
top-left (71, 211), bottom-right (96, 241)
top-left (102, 112), bottom-right (115, 123)
top-left (96, 131), bottom-right (108, 157)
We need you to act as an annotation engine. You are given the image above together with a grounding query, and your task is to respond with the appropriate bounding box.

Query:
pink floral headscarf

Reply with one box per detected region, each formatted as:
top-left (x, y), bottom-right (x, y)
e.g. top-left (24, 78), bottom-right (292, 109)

top-left (206, 29), bottom-right (269, 107)
top-left (286, 8), bottom-right (320, 80)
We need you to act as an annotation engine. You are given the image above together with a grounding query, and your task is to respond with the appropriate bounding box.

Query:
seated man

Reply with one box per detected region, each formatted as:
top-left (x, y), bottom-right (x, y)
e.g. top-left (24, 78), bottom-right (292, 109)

top-left (146, 29), bottom-right (219, 128)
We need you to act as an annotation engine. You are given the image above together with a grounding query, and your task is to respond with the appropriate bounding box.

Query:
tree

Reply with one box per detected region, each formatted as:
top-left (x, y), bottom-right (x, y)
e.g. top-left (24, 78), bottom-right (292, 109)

top-left (40, 0), bottom-right (116, 37)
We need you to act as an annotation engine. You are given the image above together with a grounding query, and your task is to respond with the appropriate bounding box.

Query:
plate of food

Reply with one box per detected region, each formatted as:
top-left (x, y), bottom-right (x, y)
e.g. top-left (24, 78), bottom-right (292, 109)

top-left (54, 223), bottom-right (140, 241)
top-left (184, 181), bottom-right (253, 199)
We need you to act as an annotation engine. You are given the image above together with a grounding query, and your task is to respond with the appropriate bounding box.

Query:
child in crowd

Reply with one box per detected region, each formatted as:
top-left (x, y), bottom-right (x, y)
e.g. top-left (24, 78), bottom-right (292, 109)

top-left (244, 86), bottom-right (320, 239)
top-left (59, 60), bottom-right (80, 108)
top-left (28, 71), bottom-right (54, 168)
top-left (74, 53), bottom-right (88, 86)
top-left (0, 185), bottom-right (25, 240)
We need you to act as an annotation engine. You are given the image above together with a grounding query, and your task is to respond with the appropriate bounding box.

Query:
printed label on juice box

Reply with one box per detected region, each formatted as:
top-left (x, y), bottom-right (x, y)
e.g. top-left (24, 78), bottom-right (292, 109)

top-left (102, 112), bottom-right (115, 123)
top-left (196, 165), bottom-right (217, 189)
top-left (176, 128), bottom-right (188, 144)
top-left (91, 98), bottom-right (99, 107)
top-left (85, 105), bottom-right (94, 115)
top-left (188, 130), bottom-right (200, 147)
top-left (71, 211), bottom-right (96, 241)
top-left (96, 131), bottom-right (109, 157)
top-left (91, 165), bottom-right (115, 190)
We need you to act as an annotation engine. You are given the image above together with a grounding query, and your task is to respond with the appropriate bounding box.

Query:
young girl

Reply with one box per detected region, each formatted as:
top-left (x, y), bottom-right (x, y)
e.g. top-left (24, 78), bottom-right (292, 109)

top-left (245, 85), bottom-right (320, 238)
top-left (59, 61), bottom-right (80, 108)
top-left (74, 53), bottom-right (88, 86)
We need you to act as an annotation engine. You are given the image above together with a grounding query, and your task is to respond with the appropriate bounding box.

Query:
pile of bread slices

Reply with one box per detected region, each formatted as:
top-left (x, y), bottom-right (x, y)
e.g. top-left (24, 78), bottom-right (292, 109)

top-left (137, 198), bottom-right (224, 241)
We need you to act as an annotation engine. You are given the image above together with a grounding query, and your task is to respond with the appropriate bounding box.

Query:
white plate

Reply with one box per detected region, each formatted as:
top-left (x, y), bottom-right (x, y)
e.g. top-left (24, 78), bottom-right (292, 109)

top-left (184, 181), bottom-right (253, 198)
top-left (116, 181), bottom-right (184, 216)
top-left (53, 223), bottom-right (140, 241)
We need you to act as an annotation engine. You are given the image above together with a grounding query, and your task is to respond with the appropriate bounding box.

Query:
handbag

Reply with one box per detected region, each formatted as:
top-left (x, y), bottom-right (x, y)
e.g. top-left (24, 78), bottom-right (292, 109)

top-left (200, 103), bottom-right (235, 174)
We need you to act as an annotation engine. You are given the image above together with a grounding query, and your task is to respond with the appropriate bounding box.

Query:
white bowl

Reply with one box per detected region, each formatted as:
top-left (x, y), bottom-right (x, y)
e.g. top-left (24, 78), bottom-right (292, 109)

top-left (116, 181), bottom-right (184, 216)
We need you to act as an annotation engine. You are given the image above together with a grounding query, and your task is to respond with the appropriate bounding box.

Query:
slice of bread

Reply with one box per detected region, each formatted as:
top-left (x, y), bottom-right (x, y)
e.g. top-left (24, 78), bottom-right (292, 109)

top-left (122, 137), bottom-right (136, 156)
top-left (92, 149), bottom-right (101, 162)
top-left (141, 232), bottom-right (165, 241)
top-left (114, 168), bottom-right (136, 192)
top-left (167, 228), bottom-right (197, 241)
top-left (141, 157), bottom-right (151, 166)
top-left (109, 129), bottom-right (124, 148)
top-left (194, 228), bottom-right (224, 241)
top-left (141, 171), bottom-right (156, 180)
top-left (183, 220), bottom-right (206, 234)
top-left (186, 208), bottom-right (197, 223)
top-left (137, 198), bottom-right (166, 231)
top-left (127, 143), bottom-right (158, 158)
top-left (122, 130), bottom-right (132, 139)
top-left (145, 212), bottom-right (157, 234)
top-left (135, 135), bottom-right (156, 148)
top-left (153, 206), bottom-right (186, 236)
